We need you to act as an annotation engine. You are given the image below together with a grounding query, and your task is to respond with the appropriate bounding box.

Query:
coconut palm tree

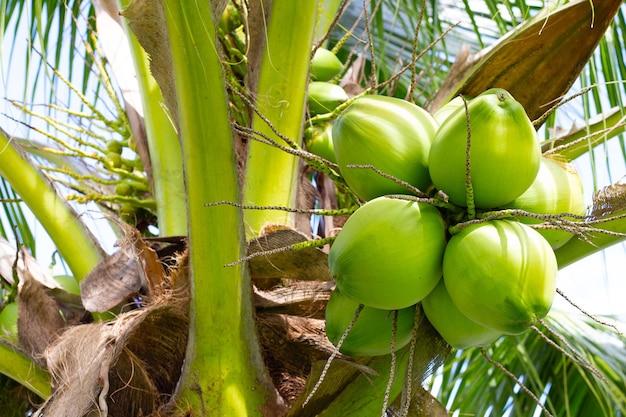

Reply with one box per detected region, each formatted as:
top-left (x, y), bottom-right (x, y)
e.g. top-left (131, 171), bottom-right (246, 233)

top-left (0, 0), bottom-right (624, 416)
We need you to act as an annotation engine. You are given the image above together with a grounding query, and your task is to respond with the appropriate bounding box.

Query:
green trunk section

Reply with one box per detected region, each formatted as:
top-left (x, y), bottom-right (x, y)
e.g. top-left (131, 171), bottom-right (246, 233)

top-left (317, 347), bottom-right (412, 417)
top-left (243, 1), bottom-right (317, 236)
top-left (163, 3), bottom-right (274, 415)
top-left (117, 0), bottom-right (187, 237)
top-left (0, 130), bottom-right (103, 280)
top-left (0, 340), bottom-right (50, 399)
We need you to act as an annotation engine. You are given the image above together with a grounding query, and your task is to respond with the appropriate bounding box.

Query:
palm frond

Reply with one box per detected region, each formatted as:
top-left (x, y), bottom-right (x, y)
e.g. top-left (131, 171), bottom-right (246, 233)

top-left (0, 178), bottom-right (35, 255)
top-left (0, 0), bottom-right (97, 101)
top-left (429, 312), bottom-right (626, 416)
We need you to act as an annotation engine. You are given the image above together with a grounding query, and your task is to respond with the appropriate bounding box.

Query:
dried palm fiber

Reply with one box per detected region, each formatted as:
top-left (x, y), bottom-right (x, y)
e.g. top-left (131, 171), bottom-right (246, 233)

top-left (17, 250), bottom-right (88, 365)
top-left (589, 182), bottom-right (626, 218)
top-left (33, 253), bottom-right (189, 417)
top-left (80, 231), bottom-right (186, 313)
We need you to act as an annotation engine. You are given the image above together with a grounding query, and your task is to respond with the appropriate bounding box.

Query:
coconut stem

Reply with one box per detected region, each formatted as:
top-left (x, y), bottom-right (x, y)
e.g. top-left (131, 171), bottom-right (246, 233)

top-left (462, 96), bottom-right (476, 220)
top-left (532, 321), bottom-right (606, 382)
top-left (302, 304), bottom-right (364, 408)
top-left (556, 289), bottom-right (624, 336)
top-left (225, 236), bottom-right (335, 267)
top-left (381, 310), bottom-right (399, 416)
top-left (205, 200), bottom-right (357, 217)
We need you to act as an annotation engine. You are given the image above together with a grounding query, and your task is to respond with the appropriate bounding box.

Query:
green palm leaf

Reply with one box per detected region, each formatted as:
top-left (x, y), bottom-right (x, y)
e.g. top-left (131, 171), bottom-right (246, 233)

top-left (429, 313), bottom-right (626, 416)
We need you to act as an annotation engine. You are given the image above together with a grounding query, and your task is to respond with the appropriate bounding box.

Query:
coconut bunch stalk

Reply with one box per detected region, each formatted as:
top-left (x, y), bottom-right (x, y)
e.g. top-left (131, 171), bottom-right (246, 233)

top-left (0, 129), bottom-right (104, 281)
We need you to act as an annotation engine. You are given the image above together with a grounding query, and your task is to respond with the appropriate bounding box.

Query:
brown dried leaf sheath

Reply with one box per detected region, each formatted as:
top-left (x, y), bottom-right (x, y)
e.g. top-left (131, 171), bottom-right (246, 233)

top-left (79, 249), bottom-right (144, 313)
top-left (80, 228), bottom-right (174, 313)
top-left (431, 0), bottom-right (623, 121)
top-left (120, 0), bottom-right (178, 127)
top-left (247, 226), bottom-right (332, 285)
top-left (590, 183), bottom-right (626, 219)
top-left (33, 256), bottom-right (189, 417)
top-left (18, 259), bottom-right (87, 364)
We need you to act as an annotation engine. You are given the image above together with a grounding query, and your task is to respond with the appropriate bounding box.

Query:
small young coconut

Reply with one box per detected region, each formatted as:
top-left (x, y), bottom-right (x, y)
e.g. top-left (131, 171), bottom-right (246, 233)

top-left (307, 81), bottom-right (349, 115)
top-left (310, 48), bottom-right (344, 81)
top-left (0, 302), bottom-right (18, 342)
top-left (304, 123), bottom-right (336, 164)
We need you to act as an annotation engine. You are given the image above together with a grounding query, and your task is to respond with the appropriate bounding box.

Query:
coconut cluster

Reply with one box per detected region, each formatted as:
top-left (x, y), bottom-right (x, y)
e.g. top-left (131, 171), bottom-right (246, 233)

top-left (323, 89), bottom-right (586, 355)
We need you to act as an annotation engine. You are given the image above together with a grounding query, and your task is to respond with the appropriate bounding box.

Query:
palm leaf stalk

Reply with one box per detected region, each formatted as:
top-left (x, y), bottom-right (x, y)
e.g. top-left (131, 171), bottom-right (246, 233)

top-left (0, 129), bottom-right (103, 280)
top-left (162, 2), bottom-right (277, 414)
top-left (107, 0), bottom-right (187, 236)
top-left (0, 129), bottom-right (102, 401)
top-left (429, 313), bottom-right (626, 416)
top-left (242, 1), bottom-right (319, 236)
top-left (0, 340), bottom-right (50, 400)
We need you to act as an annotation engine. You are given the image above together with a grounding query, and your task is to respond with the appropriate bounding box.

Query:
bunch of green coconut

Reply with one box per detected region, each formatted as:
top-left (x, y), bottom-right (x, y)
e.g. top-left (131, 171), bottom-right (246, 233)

top-left (316, 88), bottom-right (587, 356)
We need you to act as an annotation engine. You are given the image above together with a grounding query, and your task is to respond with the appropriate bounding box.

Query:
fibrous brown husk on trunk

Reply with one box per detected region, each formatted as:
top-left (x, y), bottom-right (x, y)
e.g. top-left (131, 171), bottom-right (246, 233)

top-left (17, 250), bottom-right (88, 365)
top-left (32, 252), bottom-right (190, 417)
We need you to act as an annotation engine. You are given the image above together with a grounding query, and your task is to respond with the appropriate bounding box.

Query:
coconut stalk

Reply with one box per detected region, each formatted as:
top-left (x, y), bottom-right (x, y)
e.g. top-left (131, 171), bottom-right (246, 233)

top-left (0, 340), bottom-right (50, 399)
top-left (162, 2), bottom-right (278, 415)
top-left (98, 0), bottom-right (187, 236)
top-left (315, 0), bottom-right (345, 43)
top-left (242, 1), bottom-right (318, 236)
top-left (0, 129), bottom-right (103, 281)
top-left (555, 183), bottom-right (626, 268)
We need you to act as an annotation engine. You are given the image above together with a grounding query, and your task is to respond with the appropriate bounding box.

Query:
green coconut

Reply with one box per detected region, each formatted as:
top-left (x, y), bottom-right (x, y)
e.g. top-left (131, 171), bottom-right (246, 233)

top-left (310, 48), bottom-right (344, 81)
top-left (507, 155), bottom-right (586, 249)
top-left (308, 81), bottom-right (349, 115)
top-left (0, 302), bottom-right (18, 342)
top-left (332, 95), bottom-right (438, 201)
top-left (422, 279), bottom-right (502, 349)
top-left (329, 196), bottom-right (447, 310)
top-left (432, 96), bottom-right (465, 125)
top-left (304, 122), bottom-right (336, 163)
top-left (428, 88), bottom-right (540, 209)
top-left (443, 220), bottom-right (557, 335)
